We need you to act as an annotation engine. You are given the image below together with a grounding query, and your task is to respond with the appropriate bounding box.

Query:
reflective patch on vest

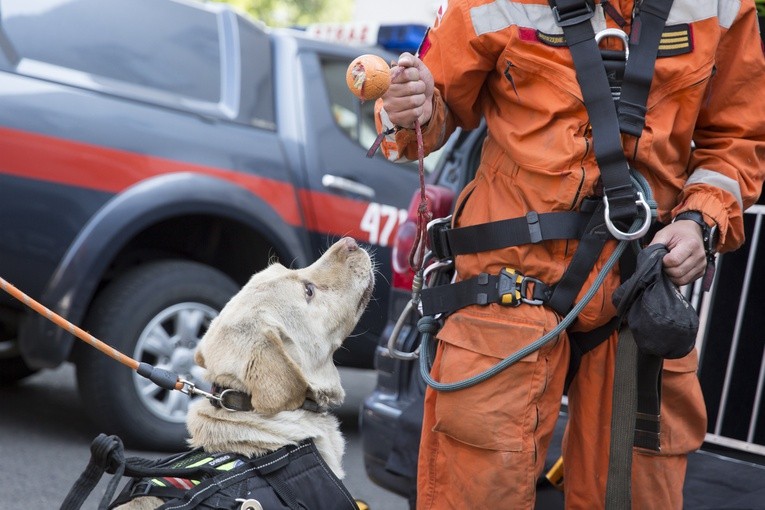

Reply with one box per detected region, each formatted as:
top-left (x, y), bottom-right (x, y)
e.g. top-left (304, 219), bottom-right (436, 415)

top-left (657, 24), bottom-right (694, 57)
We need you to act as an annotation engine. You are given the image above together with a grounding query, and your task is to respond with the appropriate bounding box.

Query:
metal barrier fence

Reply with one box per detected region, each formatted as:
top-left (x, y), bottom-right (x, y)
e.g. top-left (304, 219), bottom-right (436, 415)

top-left (695, 204), bottom-right (765, 456)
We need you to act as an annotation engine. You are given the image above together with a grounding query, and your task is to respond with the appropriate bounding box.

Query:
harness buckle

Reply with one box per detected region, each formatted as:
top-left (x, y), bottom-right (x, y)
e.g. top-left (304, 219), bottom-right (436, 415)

top-left (603, 191), bottom-right (653, 241)
top-left (499, 267), bottom-right (547, 307)
top-left (427, 215), bottom-right (453, 260)
top-left (552, 2), bottom-right (594, 27)
top-left (499, 267), bottom-right (523, 306)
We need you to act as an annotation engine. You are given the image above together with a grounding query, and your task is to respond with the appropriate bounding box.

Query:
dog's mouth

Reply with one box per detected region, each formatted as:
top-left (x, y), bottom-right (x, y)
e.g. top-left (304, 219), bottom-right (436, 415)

top-left (357, 275), bottom-right (374, 313)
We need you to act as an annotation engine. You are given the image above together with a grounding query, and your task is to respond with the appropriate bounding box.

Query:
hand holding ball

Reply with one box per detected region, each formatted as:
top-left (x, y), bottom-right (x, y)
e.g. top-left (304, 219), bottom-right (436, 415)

top-left (346, 54), bottom-right (391, 101)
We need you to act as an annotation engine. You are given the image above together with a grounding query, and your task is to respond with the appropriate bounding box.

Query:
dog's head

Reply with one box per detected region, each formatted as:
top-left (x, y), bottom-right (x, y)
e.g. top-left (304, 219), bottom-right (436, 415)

top-left (194, 237), bottom-right (374, 415)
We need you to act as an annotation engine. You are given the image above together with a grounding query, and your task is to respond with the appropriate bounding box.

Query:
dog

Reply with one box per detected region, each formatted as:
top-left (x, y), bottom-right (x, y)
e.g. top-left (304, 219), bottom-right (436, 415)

top-left (114, 236), bottom-right (374, 509)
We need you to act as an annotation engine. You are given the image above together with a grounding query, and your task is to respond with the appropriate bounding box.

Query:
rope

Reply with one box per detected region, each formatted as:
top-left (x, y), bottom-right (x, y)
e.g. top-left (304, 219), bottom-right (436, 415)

top-left (0, 276), bottom-right (184, 391)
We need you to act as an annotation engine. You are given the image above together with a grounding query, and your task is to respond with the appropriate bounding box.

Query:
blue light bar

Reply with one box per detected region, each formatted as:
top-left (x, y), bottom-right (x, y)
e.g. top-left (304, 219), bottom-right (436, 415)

top-left (377, 24), bottom-right (428, 53)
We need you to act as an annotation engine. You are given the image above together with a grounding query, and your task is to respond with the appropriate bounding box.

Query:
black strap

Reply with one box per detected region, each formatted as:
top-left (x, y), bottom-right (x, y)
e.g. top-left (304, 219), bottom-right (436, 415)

top-left (550, 0), bottom-right (638, 225)
top-left (434, 210), bottom-right (594, 258)
top-left (634, 352), bottom-right (662, 451)
top-left (618, 0), bottom-right (675, 136)
top-left (605, 328), bottom-right (639, 509)
top-left (60, 434), bottom-right (126, 510)
top-left (420, 270), bottom-right (552, 316)
top-left (547, 202), bottom-right (610, 315)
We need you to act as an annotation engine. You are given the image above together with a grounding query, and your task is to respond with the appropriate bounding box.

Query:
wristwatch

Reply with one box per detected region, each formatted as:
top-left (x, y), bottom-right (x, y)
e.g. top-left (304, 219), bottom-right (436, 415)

top-left (673, 210), bottom-right (718, 255)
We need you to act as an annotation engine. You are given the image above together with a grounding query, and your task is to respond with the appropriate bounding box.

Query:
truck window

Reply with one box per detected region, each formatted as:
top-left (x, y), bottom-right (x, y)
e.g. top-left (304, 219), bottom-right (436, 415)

top-left (1, 0), bottom-right (222, 103)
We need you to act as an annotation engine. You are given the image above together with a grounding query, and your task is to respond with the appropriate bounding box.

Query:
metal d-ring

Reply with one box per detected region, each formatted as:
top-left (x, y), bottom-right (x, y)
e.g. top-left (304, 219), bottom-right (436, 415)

top-left (387, 299), bottom-right (420, 360)
top-left (595, 27), bottom-right (630, 60)
top-left (603, 191), bottom-right (652, 241)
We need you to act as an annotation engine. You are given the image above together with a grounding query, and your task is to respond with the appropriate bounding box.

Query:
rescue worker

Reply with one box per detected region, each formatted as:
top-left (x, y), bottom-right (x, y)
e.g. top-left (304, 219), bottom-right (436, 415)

top-left (375, 0), bottom-right (765, 508)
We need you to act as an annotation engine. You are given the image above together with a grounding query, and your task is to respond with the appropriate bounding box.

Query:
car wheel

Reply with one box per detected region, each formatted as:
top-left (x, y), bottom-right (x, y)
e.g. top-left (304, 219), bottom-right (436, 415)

top-left (76, 260), bottom-right (239, 451)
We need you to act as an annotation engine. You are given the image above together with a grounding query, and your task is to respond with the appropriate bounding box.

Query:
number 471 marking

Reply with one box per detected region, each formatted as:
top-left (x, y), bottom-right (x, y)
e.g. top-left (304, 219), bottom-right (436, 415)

top-left (360, 202), bottom-right (408, 247)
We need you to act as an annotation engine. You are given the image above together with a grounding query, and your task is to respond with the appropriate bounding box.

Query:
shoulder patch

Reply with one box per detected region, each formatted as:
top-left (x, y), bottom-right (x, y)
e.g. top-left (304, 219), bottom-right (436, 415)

top-left (518, 27), bottom-right (566, 47)
top-left (657, 24), bottom-right (693, 57)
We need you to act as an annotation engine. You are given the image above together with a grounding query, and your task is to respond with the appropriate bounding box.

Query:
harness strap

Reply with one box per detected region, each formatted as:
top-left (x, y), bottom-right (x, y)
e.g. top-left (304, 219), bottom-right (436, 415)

top-left (431, 208), bottom-right (595, 259)
top-left (547, 201), bottom-right (610, 314)
top-left (618, 0), bottom-right (674, 136)
top-left (420, 267), bottom-right (552, 316)
top-left (605, 328), bottom-right (639, 508)
top-left (550, 0), bottom-right (638, 225)
top-left (60, 434), bottom-right (127, 510)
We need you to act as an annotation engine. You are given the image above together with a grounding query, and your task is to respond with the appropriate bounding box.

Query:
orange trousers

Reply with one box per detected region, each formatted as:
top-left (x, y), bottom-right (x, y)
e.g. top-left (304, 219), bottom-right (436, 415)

top-left (416, 312), bottom-right (707, 510)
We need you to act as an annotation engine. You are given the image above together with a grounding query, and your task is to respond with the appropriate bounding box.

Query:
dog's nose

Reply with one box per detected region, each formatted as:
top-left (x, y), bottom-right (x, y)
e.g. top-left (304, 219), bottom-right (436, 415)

top-left (342, 237), bottom-right (359, 252)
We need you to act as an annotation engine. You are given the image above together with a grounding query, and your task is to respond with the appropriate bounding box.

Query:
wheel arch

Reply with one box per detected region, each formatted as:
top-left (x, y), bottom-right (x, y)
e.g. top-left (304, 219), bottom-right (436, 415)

top-left (19, 171), bottom-right (310, 369)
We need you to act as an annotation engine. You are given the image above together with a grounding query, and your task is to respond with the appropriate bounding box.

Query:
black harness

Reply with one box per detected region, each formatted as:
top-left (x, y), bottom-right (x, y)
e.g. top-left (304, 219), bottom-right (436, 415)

top-left (60, 434), bottom-right (358, 510)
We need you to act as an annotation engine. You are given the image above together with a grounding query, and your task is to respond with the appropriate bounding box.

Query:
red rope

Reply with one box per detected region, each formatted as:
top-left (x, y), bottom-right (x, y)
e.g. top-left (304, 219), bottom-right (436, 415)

top-left (408, 119), bottom-right (431, 273)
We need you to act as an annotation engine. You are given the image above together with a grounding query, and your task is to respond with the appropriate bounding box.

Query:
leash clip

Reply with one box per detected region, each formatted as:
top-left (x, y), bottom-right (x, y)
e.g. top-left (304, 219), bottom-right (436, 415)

top-left (177, 378), bottom-right (233, 410)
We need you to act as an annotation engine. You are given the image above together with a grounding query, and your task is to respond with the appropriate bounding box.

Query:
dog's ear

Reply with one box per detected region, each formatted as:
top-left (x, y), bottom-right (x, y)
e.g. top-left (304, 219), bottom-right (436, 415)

top-left (245, 327), bottom-right (309, 414)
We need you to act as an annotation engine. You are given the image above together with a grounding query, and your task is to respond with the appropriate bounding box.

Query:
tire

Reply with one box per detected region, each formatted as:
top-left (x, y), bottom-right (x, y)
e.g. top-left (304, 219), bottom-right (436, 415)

top-left (76, 260), bottom-right (239, 451)
top-left (0, 346), bottom-right (37, 385)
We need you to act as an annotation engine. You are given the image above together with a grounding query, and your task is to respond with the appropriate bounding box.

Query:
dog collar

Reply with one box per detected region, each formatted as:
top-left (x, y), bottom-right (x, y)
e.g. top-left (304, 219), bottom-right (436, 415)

top-left (209, 383), bottom-right (327, 413)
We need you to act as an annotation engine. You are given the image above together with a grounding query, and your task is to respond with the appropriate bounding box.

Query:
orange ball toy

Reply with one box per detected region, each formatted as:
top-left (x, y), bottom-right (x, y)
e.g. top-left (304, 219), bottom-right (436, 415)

top-left (346, 54), bottom-right (391, 101)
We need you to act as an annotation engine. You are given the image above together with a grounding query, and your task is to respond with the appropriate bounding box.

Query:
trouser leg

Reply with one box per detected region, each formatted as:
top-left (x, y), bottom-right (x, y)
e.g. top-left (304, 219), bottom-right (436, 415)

top-left (416, 315), bottom-right (569, 510)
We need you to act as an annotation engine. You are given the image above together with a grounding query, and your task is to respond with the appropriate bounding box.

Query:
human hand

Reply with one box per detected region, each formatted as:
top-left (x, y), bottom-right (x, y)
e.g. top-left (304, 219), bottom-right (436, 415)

top-left (381, 52), bottom-right (434, 129)
top-left (649, 220), bottom-right (707, 287)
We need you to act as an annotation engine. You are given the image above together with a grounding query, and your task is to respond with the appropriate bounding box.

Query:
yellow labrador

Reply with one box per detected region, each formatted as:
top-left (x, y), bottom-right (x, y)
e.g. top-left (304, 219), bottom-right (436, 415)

top-left (116, 236), bottom-right (373, 509)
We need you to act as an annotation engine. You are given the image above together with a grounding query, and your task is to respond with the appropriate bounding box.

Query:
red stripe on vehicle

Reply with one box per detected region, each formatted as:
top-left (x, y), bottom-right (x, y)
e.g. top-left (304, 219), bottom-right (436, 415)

top-left (298, 189), bottom-right (370, 241)
top-left (0, 126), bottom-right (303, 226)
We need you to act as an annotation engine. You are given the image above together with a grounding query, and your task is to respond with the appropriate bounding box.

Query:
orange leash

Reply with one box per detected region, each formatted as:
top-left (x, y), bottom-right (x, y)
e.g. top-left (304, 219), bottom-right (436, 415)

top-left (0, 275), bottom-right (185, 392)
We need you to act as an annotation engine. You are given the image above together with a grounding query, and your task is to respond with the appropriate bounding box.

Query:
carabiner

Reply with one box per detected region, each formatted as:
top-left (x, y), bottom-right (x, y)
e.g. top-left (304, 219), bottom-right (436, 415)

top-left (387, 299), bottom-right (420, 360)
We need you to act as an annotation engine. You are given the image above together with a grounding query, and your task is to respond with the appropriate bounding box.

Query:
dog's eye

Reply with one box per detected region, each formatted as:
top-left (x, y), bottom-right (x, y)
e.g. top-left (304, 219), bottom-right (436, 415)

top-left (304, 282), bottom-right (316, 301)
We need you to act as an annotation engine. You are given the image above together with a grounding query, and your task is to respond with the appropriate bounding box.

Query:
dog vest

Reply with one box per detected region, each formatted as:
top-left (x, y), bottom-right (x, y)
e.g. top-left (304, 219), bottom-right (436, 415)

top-left (61, 434), bottom-right (358, 510)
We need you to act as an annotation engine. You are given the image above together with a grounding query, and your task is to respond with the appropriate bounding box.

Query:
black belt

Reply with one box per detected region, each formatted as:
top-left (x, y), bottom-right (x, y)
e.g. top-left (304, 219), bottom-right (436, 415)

top-left (420, 267), bottom-right (552, 316)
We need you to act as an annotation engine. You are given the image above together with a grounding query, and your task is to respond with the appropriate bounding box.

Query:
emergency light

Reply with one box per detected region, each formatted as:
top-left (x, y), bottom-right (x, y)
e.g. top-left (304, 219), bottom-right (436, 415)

top-left (303, 22), bottom-right (428, 54)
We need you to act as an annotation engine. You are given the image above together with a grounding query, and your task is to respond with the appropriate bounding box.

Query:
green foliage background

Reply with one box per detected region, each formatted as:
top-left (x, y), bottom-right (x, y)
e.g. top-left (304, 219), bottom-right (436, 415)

top-left (210, 0), bottom-right (354, 27)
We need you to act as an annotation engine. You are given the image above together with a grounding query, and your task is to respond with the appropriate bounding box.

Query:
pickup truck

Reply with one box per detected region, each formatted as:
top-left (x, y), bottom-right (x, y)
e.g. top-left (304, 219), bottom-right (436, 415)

top-left (0, 0), bottom-right (437, 450)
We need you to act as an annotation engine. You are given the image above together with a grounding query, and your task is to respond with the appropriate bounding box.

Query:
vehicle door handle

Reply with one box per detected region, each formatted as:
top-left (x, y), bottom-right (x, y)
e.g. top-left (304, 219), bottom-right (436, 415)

top-left (321, 174), bottom-right (375, 199)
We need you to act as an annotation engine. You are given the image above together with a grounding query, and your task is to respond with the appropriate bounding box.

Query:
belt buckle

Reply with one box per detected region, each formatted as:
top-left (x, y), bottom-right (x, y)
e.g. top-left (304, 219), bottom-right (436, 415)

top-left (498, 267), bottom-right (523, 307)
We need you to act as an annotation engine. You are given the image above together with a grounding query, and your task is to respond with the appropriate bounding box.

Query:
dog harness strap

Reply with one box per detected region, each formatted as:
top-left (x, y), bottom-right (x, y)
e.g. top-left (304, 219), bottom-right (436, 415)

top-left (60, 434), bottom-right (126, 510)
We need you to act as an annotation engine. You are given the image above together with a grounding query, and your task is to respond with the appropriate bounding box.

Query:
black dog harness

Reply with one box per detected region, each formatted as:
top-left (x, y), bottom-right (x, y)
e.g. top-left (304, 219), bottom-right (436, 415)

top-left (61, 434), bottom-right (358, 510)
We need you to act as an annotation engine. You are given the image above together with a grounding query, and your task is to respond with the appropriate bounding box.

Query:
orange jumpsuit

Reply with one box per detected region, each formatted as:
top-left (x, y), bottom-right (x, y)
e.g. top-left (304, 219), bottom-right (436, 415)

top-left (377, 0), bottom-right (765, 508)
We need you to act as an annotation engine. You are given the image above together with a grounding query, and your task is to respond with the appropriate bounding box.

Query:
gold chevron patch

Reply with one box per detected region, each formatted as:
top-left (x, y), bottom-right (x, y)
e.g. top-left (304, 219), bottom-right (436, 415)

top-left (657, 24), bottom-right (693, 57)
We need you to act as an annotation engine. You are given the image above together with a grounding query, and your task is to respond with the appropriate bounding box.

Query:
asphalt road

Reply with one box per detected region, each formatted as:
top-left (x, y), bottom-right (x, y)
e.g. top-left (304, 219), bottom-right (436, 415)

top-left (0, 364), bottom-right (408, 510)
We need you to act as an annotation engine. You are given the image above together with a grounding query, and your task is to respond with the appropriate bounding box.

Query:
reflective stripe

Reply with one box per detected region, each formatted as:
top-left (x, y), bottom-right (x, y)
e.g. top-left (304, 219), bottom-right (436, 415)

top-left (468, 0), bottom-right (741, 37)
top-left (686, 168), bottom-right (744, 208)
top-left (667, 0), bottom-right (741, 29)
top-left (470, 1), bottom-right (606, 36)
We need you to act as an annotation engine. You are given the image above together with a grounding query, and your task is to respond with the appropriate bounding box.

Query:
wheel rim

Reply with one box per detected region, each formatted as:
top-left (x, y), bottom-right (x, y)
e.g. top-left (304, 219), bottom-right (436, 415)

top-left (132, 302), bottom-right (217, 422)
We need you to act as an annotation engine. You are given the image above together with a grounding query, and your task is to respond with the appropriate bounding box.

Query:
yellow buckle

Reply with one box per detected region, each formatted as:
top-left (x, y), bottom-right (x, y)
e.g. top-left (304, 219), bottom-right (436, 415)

top-left (499, 267), bottom-right (523, 306)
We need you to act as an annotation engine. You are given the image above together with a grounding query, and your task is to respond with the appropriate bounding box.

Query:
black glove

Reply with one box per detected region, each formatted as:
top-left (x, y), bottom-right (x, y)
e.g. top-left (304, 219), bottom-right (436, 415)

top-left (612, 243), bottom-right (698, 359)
